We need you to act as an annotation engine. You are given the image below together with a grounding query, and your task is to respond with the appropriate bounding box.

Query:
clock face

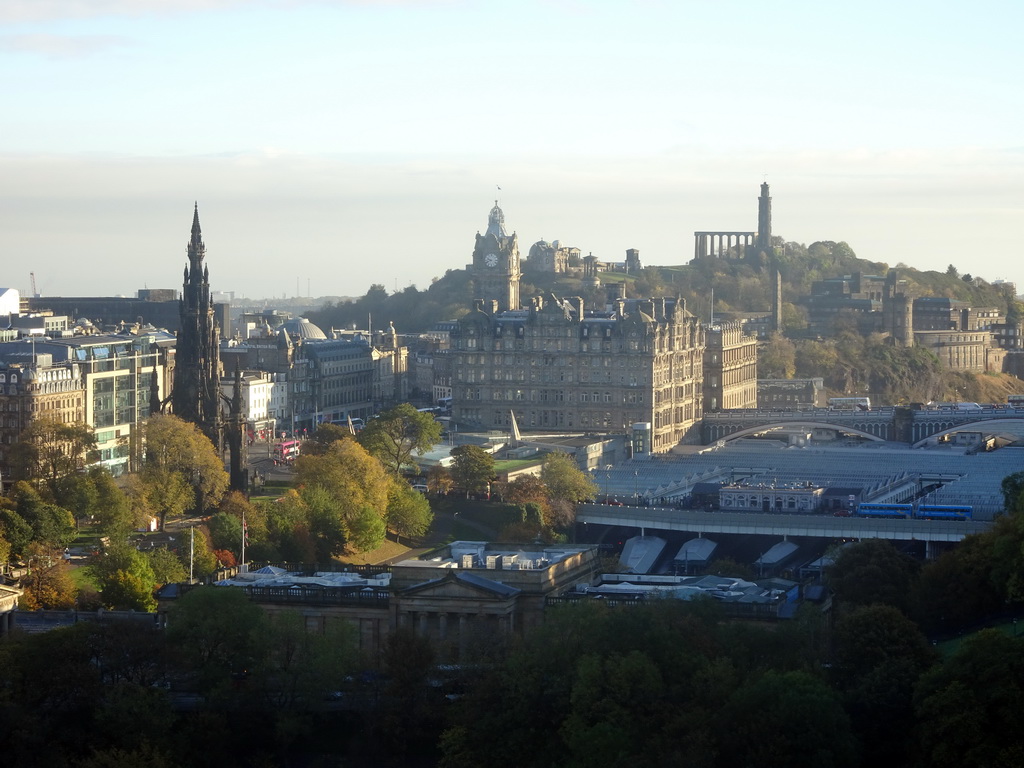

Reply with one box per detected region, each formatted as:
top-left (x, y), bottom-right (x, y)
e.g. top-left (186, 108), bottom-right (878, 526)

top-left (484, 252), bottom-right (499, 267)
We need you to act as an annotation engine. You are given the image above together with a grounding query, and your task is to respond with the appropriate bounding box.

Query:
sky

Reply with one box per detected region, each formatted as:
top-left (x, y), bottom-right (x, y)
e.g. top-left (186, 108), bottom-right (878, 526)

top-left (1, 0), bottom-right (1022, 302)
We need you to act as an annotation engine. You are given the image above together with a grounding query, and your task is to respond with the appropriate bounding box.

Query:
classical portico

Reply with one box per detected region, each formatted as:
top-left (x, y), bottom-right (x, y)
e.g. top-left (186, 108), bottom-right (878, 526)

top-left (694, 231), bottom-right (757, 260)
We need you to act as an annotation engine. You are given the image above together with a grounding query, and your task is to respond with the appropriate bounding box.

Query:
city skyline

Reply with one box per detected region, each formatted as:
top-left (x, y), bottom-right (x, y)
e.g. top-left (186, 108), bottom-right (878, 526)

top-left (2, 1), bottom-right (1022, 300)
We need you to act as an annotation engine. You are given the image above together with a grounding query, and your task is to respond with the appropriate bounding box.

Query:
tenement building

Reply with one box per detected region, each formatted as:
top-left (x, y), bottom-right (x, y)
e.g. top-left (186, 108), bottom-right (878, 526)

top-left (451, 295), bottom-right (705, 454)
top-left (703, 321), bottom-right (758, 412)
top-left (453, 202), bottom-right (705, 454)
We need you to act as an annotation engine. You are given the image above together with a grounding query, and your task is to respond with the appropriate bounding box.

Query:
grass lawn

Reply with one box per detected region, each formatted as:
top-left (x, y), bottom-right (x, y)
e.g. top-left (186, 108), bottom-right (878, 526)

top-left (68, 563), bottom-right (98, 591)
top-left (336, 538), bottom-right (414, 566)
top-left (935, 620), bottom-right (1024, 657)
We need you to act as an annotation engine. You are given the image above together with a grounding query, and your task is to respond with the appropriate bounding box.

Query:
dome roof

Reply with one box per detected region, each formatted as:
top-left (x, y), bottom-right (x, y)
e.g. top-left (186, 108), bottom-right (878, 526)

top-left (278, 317), bottom-right (327, 340)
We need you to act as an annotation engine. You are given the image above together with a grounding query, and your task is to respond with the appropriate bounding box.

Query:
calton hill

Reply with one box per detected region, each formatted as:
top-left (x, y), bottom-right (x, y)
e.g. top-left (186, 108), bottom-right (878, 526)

top-left (308, 239), bottom-right (1024, 405)
top-left (2, 243), bottom-right (1024, 766)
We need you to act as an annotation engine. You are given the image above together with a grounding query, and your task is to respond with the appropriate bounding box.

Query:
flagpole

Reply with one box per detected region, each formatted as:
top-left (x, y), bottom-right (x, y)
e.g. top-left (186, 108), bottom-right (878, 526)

top-left (241, 511), bottom-right (247, 572)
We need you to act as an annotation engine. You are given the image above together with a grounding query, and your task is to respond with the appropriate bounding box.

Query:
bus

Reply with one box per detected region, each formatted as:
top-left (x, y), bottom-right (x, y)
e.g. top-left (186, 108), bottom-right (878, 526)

top-left (1007, 394), bottom-right (1024, 408)
top-left (916, 504), bottom-right (973, 521)
top-left (855, 503), bottom-right (912, 519)
top-left (273, 439), bottom-right (301, 462)
top-left (828, 397), bottom-right (871, 411)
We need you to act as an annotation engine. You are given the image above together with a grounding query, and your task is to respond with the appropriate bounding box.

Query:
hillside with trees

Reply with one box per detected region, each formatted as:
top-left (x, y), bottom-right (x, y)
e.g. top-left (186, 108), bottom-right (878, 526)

top-left (306, 239), bottom-right (1024, 405)
top-left (309, 239), bottom-right (1018, 337)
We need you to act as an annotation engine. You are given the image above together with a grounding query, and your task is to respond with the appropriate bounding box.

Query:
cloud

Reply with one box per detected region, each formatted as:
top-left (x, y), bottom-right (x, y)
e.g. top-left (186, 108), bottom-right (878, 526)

top-left (0, 33), bottom-right (130, 58)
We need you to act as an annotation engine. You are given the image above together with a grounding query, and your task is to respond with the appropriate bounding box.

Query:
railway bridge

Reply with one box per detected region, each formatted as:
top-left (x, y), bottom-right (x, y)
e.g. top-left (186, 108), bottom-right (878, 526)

top-left (701, 405), bottom-right (1024, 447)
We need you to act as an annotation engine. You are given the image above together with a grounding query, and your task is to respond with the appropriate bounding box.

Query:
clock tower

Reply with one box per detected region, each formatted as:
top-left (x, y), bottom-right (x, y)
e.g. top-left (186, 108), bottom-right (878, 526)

top-left (471, 201), bottom-right (520, 311)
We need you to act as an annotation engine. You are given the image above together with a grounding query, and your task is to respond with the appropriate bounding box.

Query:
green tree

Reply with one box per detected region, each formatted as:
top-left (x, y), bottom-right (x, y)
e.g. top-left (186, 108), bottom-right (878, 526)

top-left (827, 538), bottom-right (920, 614)
top-left (207, 511), bottom-right (244, 557)
top-left (256, 609), bottom-right (358, 710)
top-left (559, 649), bottom-right (667, 767)
top-left (387, 482), bottom-right (434, 543)
top-left (86, 466), bottom-right (139, 534)
top-left (914, 532), bottom-right (1003, 631)
top-left (758, 333), bottom-right (796, 379)
top-left (301, 422), bottom-right (355, 456)
top-left (89, 543), bottom-right (158, 611)
top-left (540, 452), bottom-right (598, 529)
top-left (719, 670), bottom-right (857, 768)
top-left (357, 402), bottom-right (442, 475)
top-left (294, 438), bottom-right (391, 554)
top-left (914, 630), bottom-right (1024, 768)
top-left (10, 482), bottom-right (77, 550)
top-left (831, 604), bottom-right (937, 766)
top-left (450, 445), bottom-right (495, 497)
top-left (298, 484), bottom-right (349, 561)
top-left (147, 547), bottom-right (187, 586)
top-left (166, 586), bottom-right (265, 695)
top-left (9, 416), bottom-right (98, 493)
top-left (0, 507), bottom-right (33, 559)
top-left (141, 414), bottom-right (229, 529)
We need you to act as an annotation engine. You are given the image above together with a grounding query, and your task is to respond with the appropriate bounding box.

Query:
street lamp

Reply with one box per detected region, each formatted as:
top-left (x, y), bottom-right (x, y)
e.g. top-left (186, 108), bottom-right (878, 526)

top-left (633, 470), bottom-right (639, 505)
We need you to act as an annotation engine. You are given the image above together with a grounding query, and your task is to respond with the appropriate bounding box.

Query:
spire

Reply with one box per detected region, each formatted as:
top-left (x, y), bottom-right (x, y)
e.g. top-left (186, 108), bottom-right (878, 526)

top-left (486, 200), bottom-right (506, 238)
top-left (187, 202), bottom-right (206, 276)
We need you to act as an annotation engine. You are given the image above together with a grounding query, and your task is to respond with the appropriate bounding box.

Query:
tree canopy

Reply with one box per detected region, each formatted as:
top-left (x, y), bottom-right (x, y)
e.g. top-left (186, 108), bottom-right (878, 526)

top-left (357, 403), bottom-right (442, 475)
top-left (141, 414), bottom-right (229, 528)
top-left (294, 437), bottom-right (392, 553)
top-left (449, 445), bottom-right (495, 497)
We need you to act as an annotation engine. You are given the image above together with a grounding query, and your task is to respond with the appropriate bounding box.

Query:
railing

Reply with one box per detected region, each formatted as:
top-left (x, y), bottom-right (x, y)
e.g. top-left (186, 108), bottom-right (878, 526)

top-left (243, 586), bottom-right (390, 608)
top-left (546, 594), bottom-right (782, 620)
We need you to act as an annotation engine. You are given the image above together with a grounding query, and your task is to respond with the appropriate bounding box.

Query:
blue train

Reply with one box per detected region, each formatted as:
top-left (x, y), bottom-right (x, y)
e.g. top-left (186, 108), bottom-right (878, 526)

top-left (854, 503), bottom-right (972, 521)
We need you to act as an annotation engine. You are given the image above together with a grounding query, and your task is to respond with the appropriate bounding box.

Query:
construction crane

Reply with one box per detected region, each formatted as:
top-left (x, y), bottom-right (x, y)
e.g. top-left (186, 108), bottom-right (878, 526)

top-left (30, 271), bottom-right (38, 297)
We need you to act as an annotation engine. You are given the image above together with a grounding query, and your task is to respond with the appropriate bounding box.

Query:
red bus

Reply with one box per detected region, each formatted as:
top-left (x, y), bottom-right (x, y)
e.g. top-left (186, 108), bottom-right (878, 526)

top-left (273, 439), bottom-right (301, 462)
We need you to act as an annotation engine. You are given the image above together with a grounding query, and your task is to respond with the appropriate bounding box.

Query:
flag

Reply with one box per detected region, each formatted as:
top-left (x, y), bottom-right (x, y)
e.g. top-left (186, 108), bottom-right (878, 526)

top-left (242, 514), bottom-right (249, 545)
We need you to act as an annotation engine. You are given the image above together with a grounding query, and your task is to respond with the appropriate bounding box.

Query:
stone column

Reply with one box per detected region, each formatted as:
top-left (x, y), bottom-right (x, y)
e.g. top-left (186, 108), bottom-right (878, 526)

top-left (458, 613), bottom-right (468, 660)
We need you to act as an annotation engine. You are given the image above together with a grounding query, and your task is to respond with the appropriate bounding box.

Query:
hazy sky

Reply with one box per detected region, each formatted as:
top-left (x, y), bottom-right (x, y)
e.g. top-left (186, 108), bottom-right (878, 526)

top-left (2, 0), bottom-right (1022, 301)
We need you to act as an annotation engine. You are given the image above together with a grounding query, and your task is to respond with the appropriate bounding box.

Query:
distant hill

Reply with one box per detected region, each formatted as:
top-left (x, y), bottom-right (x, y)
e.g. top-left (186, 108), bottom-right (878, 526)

top-left (307, 239), bottom-right (1018, 335)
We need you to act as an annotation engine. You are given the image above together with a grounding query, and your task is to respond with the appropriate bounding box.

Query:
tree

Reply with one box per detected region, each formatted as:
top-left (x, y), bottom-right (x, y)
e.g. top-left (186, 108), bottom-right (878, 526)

top-left (18, 545), bottom-right (78, 610)
top-left (831, 604), bottom-right (936, 766)
top-left (146, 547), bottom-right (187, 586)
top-left (914, 630), bottom-right (1024, 768)
top-left (505, 474), bottom-right (549, 508)
top-left (301, 423), bottom-right (355, 456)
top-left (913, 532), bottom-right (1004, 631)
top-left (166, 586), bottom-right (265, 694)
top-left (207, 511), bottom-right (244, 557)
top-left (387, 482), bottom-right (434, 543)
top-left (89, 543), bottom-right (158, 611)
top-left (0, 507), bottom-right (33, 559)
top-left (450, 445), bottom-right (495, 497)
top-left (86, 467), bottom-right (138, 534)
top-left (946, 264), bottom-right (959, 278)
top-left (719, 670), bottom-right (857, 768)
top-left (827, 538), bottom-right (920, 614)
top-left (10, 481), bottom-right (76, 550)
top-left (758, 333), bottom-right (796, 379)
top-left (9, 417), bottom-right (97, 493)
top-left (358, 403), bottom-right (442, 475)
top-left (257, 609), bottom-right (358, 711)
top-left (426, 465), bottom-right (454, 496)
top-left (141, 414), bottom-right (229, 529)
top-left (540, 452), bottom-right (598, 528)
top-left (294, 438), bottom-right (391, 554)
top-left (298, 484), bottom-right (350, 561)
